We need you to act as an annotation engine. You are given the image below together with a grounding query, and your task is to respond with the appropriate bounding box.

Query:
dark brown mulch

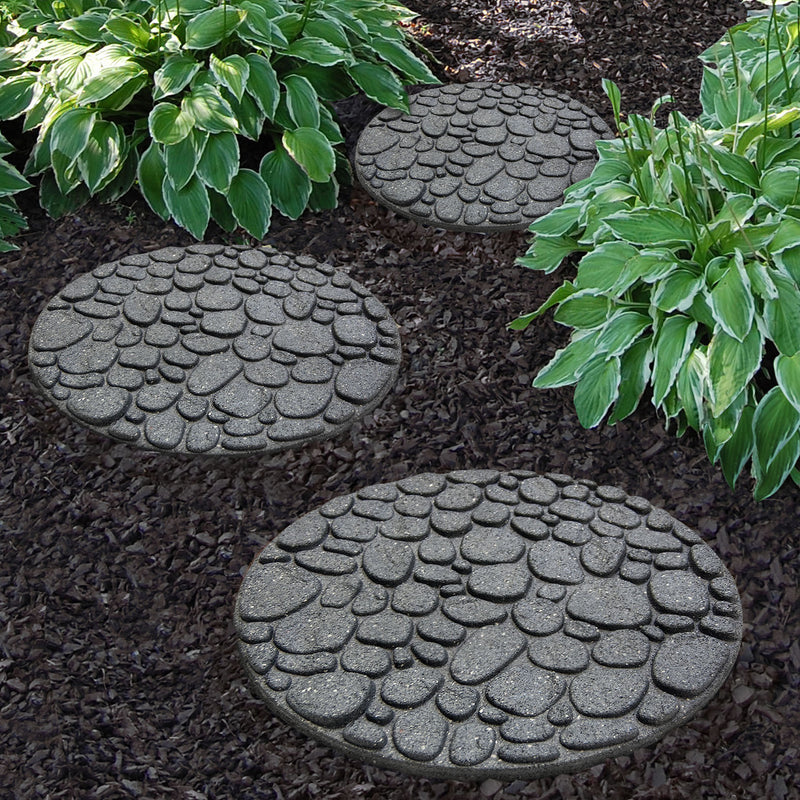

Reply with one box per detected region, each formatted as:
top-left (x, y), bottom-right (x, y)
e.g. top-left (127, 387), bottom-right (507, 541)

top-left (1, 2), bottom-right (799, 798)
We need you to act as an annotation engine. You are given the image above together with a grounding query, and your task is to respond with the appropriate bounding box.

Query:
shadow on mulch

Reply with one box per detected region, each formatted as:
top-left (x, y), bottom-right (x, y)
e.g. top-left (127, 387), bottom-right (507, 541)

top-left (1, 1), bottom-right (798, 798)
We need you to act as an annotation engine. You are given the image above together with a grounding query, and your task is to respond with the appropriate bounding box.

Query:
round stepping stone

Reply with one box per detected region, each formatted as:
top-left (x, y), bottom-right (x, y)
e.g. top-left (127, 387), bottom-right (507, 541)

top-left (28, 245), bottom-right (400, 454)
top-left (355, 82), bottom-right (611, 232)
top-left (235, 471), bottom-right (741, 779)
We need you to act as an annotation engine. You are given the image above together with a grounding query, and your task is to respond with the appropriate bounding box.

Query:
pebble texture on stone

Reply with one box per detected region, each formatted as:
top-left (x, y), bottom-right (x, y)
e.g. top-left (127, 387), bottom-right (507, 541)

top-left (355, 82), bottom-right (611, 232)
top-left (235, 471), bottom-right (741, 779)
top-left (28, 245), bottom-right (401, 454)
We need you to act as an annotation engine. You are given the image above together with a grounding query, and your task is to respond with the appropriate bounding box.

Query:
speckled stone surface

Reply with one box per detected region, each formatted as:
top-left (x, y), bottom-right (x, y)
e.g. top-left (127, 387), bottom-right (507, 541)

top-left (355, 83), bottom-right (611, 232)
top-left (28, 245), bottom-right (401, 454)
top-left (235, 470), bottom-right (741, 779)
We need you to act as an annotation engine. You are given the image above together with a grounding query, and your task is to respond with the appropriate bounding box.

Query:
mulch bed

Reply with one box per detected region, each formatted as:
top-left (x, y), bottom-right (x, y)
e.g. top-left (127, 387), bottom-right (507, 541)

top-left (1, 1), bottom-right (798, 798)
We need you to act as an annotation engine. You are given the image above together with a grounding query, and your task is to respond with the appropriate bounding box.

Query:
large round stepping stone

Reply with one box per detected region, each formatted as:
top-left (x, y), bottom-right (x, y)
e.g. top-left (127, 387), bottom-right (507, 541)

top-left (235, 471), bottom-right (741, 779)
top-left (28, 245), bottom-right (400, 454)
top-left (355, 82), bottom-right (611, 232)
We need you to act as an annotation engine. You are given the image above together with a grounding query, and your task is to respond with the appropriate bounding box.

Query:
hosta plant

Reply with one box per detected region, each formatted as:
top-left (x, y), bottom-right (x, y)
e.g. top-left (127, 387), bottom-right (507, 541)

top-left (0, 0), bottom-right (436, 241)
top-left (512, 0), bottom-right (800, 500)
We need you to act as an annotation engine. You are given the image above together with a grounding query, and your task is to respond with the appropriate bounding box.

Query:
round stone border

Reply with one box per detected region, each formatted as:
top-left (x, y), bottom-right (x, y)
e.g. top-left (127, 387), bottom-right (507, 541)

top-left (235, 470), bottom-right (742, 780)
top-left (355, 82), bottom-right (611, 233)
top-left (28, 244), bottom-right (401, 455)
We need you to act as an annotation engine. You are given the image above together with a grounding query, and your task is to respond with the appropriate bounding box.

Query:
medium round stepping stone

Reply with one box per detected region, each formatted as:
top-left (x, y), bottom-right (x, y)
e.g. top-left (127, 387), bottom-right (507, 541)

top-left (355, 82), bottom-right (611, 232)
top-left (28, 245), bottom-right (400, 454)
top-left (235, 471), bottom-right (741, 779)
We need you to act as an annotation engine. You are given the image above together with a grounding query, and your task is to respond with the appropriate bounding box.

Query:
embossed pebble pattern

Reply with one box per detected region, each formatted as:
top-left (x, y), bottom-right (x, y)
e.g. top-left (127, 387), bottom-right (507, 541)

top-left (28, 245), bottom-right (401, 454)
top-left (235, 470), bottom-right (742, 780)
top-left (355, 82), bottom-right (611, 232)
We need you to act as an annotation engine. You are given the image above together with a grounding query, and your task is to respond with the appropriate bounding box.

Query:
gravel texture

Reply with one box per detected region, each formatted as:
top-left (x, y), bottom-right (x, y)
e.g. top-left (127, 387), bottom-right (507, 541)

top-left (1, 1), bottom-right (799, 799)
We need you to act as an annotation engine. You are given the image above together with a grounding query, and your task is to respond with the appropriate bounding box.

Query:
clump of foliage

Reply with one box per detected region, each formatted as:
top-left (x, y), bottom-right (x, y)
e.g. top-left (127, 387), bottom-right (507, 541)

top-left (0, 0), bottom-right (436, 241)
top-left (512, 0), bottom-right (800, 499)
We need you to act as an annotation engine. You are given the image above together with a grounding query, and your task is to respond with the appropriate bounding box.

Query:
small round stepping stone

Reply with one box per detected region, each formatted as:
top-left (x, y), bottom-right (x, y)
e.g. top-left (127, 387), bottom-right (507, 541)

top-left (355, 82), bottom-right (611, 232)
top-left (28, 245), bottom-right (400, 454)
top-left (235, 471), bottom-right (741, 779)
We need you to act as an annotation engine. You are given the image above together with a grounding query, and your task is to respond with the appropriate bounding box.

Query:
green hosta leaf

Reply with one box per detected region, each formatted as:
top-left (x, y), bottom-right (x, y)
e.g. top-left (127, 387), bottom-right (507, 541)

top-left (608, 337), bottom-right (653, 424)
top-left (77, 121), bottom-right (122, 193)
top-left (717, 220), bottom-right (781, 256)
top-left (517, 235), bottom-right (580, 274)
top-left (149, 102), bottom-right (194, 145)
top-left (238, 2), bottom-right (290, 48)
top-left (602, 78), bottom-right (622, 128)
top-left (573, 356), bottom-right (620, 428)
top-left (753, 386), bottom-right (800, 473)
top-left (753, 432), bottom-right (800, 500)
top-left (528, 203), bottom-right (583, 238)
top-left (0, 158), bottom-right (32, 197)
top-left (196, 131), bottom-right (239, 193)
top-left (707, 256), bottom-right (754, 341)
top-left (307, 176), bottom-right (339, 211)
top-left (208, 188), bottom-right (237, 232)
top-left (284, 37), bottom-right (352, 67)
top-left (370, 38), bottom-right (438, 84)
top-left (163, 173), bottom-right (210, 239)
top-left (553, 293), bottom-right (614, 329)
top-left (182, 86), bottom-right (238, 134)
top-left (574, 241), bottom-right (638, 292)
top-left (745, 260), bottom-right (778, 301)
top-left (533, 330), bottom-right (602, 389)
top-left (760, 165), bottom-right (800, 207)
top-left (164, 130), bottom-right (207, 192)
top-left (34, 39), bottom-right (92, 62)
top-left (153, 55), bottom-right (201, 100)
top-left (137, 142), bottom-right (169, 220)
top-left (708, 324), bottom-right (762, 416)
top-left (347, 61), bottom-right (407, 110)
top-left (768, 216), bottom-right (800, 254)
top-left (652, 269), bottom-right (703, 313)
top-left (78, 63), bottom-right (147, 106)
top-left (227, 92), bottom-right (265, 141)
top-left (0, 75), bottom-right (36, 119)
top-left (652, 315), bottom-right (697, 407)
top-left (96, 147), bottom-right (138, 203)
top-left (303, 18), bottom-right (352, 50)
top-left (282, 127), bottom-right (335, 183)
top-left (50, 107), bottom-right (95, 160)
top-left (51, 150), bottom-right (82, 195)
top-left (102, 16), bottom-right (150, 49)
top-left (245, 53), bottom-right (280, 119)
top-left (699, 141), bottom-right (760, 190)
top-left (59, 11), bottom-right (109, 42)
top-left (705, 390), bottom-right (747, 462)
top-left (185, 6), bottom-right (245, 49)
top-left (228, 168), bottom-right (271, 239)
top-left (596, 311), bottom-right (651, 357)
top-left (39, 171), bottom-right (90, 219)
top-left (318, 105), bottom-right (345, 145)
top-left (283, 75), bottom-right (320, 129)
top-left (210, 54), bottom-right (249, 102)
top-left (775, 352), bottom-right (800, 414)
top-left (288, 64), bottom-right (352, 103)
top-left (764, 272), bottom-right (800, 355)
top-left (676, 349), bottom-right (707, 431)
top-left (623, 249), bottom-right (682, 285)
top-left (719, 404), bottom-right (755, 488)
top-left (509, 282), bottom-right (577, 331)
top-left (605, 207), bottom-right (696, 246)
top-left (259, 144), bottom-right (311, 219)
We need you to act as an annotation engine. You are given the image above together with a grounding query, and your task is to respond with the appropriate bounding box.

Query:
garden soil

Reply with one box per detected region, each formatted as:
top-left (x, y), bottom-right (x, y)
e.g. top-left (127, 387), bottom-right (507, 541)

top-left (1, 1), bottom-right (798, 798)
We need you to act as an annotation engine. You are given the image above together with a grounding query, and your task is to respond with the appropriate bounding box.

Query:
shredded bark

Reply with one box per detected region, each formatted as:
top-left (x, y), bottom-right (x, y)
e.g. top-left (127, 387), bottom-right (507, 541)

top-left (1, 2), bottom-right (798, 798)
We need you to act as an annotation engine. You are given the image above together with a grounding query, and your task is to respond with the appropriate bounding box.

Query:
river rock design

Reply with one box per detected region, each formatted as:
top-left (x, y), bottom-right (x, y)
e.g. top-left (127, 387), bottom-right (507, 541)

top-left (355, 83), bottom-right (611, 232)
top-left (28, 245), bottom-right (400, 454)
top-left (235, 471), bottom-right (741, 779)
